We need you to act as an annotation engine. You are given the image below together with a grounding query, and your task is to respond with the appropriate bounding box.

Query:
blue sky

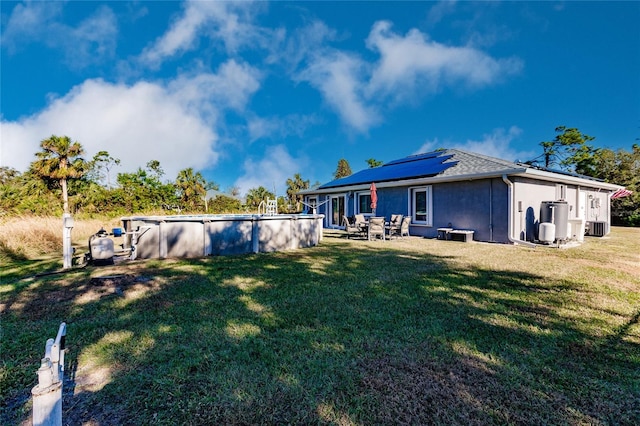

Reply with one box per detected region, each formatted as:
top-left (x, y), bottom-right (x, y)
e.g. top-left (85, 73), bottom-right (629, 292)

top-left (2, 1), bottom-right (639, 196)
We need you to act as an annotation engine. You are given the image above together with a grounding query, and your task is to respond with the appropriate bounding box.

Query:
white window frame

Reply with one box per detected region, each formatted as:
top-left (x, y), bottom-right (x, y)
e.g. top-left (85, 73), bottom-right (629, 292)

top-left (355, 191), bottom-right (373, 215)
top-left (408, 186), bottom-right (433, 226)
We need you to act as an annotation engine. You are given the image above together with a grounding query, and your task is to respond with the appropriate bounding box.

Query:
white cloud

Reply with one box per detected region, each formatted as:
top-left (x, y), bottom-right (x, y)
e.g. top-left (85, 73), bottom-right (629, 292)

top-left (426, 1), bottom-right (458, 26)
top-left (139, 0), bottom-right (270, 67)
top-left (247, 114), bottom-right (319, 142)
top-left (282, 20), bottom-right (378, 133)
top-left (416, 126), bottom-right (536, 162)
top-left (234, 145), bottom-right (308, 196)
top-left (0, 57), bottom-right (263, 178)
top-left (285, 20), bottom-right (380, 133)
top-left (281, 20), bottom-right (338, 71)
top-left (289, 18), bottom-right (522, 134)
top-left (1, 2), bottom-right (117, 68)
top-left (247, 117), bottom-right (280, 142)
top-left (1, 79), bottom-right (218, 180)
top-left (297, 51), bottom-right (379, 133)
top-left (366, 21), bottom-right (523, 102)
top-left (1, 1), bottom-right (63, 48)
top-left (69, 6), bottom-right (118, 66)
top-left (168, 60), bottom-right (262, 120)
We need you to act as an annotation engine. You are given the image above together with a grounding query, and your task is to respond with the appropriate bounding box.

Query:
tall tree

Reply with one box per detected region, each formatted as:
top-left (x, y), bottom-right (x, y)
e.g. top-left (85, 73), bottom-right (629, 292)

top-left (592, 145), bottom-right (640, 225)
top-left (333, 158), bottom-right (352, 179)
top-left (116, 169), bottom-right (149, 213)
top-left (286, 173), bottom-right (310, 212)
top-left (175, 168), bottom-right (207, 212)
top-left (89, 150), bottom-right (120, 189)
top-left (534, 126), bottom-right (597, 173)
top-left (366, 158), bottom-right (383, 168)
top-left (115, 161), bottom-right (177, 213)
top-left (30, 135), bottom-right (87, 214)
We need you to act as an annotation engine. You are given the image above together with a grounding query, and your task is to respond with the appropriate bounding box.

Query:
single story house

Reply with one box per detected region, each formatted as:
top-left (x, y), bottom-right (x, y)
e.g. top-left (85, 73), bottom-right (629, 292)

top-left (299, 149), bottom-right (623, 245)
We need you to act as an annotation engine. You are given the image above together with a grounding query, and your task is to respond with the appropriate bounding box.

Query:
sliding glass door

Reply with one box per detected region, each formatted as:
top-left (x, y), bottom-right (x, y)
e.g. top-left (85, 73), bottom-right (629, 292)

top-left (330, 195), bottom-right (345, 227)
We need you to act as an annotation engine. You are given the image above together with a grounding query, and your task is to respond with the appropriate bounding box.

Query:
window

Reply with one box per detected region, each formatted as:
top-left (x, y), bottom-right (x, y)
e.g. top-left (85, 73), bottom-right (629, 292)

top-left (410, 186), bottom-right (432, 225)
top-left (358, 193), bottom-right (372, 214)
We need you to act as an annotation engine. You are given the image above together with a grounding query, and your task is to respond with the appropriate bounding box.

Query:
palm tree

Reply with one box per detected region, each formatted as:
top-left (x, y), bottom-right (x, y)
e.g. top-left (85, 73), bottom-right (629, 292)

top-left (30, 135), bottom-right (86, 214)
top-left (176, 167), bottom-right (206, 212)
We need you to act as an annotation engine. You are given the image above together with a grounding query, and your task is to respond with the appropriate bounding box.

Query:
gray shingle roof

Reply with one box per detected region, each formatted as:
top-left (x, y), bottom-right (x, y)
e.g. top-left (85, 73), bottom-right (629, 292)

top-left (438, 149), bottom-right (521, 177)
top-left (301, 148), bottom-right (618, 195)
top-left (318, 149), bottom-right (522, 189)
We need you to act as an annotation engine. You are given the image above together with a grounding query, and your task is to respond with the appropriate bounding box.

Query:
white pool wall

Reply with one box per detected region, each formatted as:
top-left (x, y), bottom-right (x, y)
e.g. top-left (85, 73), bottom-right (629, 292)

top-left (120, 214), bottom-right (324, 259)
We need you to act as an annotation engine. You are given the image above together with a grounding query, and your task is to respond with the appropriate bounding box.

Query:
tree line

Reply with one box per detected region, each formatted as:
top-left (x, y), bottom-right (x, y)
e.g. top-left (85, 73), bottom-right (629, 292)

top-left (0, 135), bottom-right (315, 217)
top-left (1, 129), bottom-right (638, 225)
top-left (526, 126), bottom-right (639, 226)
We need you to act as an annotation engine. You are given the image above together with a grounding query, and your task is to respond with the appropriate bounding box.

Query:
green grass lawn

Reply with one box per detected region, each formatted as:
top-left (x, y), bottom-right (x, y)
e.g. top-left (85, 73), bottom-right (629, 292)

top-left (2, 228), bottom-right (639, 425)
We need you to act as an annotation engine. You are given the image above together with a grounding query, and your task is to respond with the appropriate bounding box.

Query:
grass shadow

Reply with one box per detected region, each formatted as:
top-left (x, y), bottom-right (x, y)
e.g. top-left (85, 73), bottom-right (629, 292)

top-left (2, 236), bottom-right (639, 425)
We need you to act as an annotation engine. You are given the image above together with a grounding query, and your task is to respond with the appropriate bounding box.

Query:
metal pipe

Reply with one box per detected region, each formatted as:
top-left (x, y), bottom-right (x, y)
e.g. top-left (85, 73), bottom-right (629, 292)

top-left (55, 323), bottom-right (66, 381)
top-left (502, 175), bottom-right (537, 248)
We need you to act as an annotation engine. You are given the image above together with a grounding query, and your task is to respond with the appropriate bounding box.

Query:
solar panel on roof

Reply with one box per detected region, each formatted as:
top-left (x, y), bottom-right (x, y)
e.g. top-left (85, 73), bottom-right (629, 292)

top-left (319, 152), bottom-right (457, 189)
top-left (385, 151), bottom-right (443, 166)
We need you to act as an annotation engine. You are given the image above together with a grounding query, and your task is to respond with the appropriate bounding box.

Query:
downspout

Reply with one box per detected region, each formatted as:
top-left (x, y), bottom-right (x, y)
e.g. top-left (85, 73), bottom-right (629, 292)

top-left (502, 175), bottom-right (537, 248)
top-left (489, 180), bottom-right (493, 242)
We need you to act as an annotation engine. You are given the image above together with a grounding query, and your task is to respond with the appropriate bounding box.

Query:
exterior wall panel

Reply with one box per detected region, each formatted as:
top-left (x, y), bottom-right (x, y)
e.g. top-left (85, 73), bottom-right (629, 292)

top-left (370, 187), bottom-right (408, 220)
top-left (512, 178), bottom-right (557, 242)
top-left (206, 220), bottom-right (253, 255)
top-left (165, 221), bottom-right (205, 258)
top-left (428, 179), bottom-right (508, 242)
top-left (490, 180), bottom-right (510, 243)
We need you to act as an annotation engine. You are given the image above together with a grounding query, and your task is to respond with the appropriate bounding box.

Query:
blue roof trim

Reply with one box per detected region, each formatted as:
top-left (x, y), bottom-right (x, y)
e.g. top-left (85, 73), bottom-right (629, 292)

top-left (319, 151), bottom-right (457, 189)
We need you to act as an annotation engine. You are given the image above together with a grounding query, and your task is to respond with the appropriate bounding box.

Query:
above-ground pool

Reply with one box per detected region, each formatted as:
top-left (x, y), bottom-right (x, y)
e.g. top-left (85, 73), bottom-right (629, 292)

top-left (121, 214), bottom-right (324, 259)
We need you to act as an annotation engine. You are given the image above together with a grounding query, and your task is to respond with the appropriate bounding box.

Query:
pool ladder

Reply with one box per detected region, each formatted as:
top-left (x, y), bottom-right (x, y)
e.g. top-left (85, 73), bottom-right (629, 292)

top-left (258, 199), bottom-right (278, 216)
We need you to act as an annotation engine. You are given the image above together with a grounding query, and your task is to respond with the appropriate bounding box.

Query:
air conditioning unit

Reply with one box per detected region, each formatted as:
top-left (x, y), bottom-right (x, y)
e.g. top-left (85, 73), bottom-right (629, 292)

top-left (587, 221), bottom-right (606, 237)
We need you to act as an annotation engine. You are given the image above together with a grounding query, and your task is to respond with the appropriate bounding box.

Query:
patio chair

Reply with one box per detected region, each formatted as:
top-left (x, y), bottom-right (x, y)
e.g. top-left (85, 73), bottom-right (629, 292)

top-left (368, 217), bottom-right (386, 241)
top-left (343, 215), bottom-right (364, 239)
top-left (387, 214), bottom-right (403, 239)
top-left (400, 216), bottom-right (411, 238)
top-left (354, 214), bottom-right (368, 233)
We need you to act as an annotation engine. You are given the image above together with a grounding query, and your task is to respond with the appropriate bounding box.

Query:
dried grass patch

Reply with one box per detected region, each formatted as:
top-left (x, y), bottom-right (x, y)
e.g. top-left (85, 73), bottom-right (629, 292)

top-left (0, 215), bottom-right (120, 259)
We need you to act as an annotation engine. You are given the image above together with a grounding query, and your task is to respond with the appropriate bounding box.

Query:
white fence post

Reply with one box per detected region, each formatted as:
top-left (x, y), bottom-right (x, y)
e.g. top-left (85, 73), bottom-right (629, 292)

top-left (32, 323), bottom-right (66, 426)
